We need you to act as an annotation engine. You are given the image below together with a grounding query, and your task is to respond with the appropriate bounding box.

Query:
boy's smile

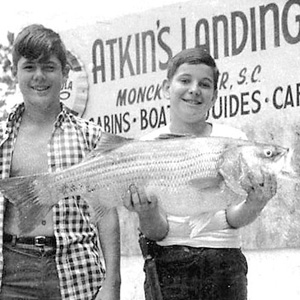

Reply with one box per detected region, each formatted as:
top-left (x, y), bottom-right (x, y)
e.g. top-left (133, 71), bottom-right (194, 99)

top-left (182, 98), bottom-right (203, 105)
top-left (31, 85), bottom-right (50, 92)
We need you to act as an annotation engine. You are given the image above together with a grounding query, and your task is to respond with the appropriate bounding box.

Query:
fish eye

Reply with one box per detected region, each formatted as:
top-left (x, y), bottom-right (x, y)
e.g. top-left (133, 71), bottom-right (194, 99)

top-left (264, 149), bottom-right (273, 157)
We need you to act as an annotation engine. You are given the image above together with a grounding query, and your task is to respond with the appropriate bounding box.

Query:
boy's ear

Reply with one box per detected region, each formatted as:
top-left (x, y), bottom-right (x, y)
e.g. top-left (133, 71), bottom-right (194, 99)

top-left (162, 79), bottom-right (171, 100)
top-left (61, 65), bottom-right (70, 87)
top-left (63, 64), bottom-right (70, 78)
top-left (211, 89), bottom-right (218, 105)
top-left (11, 66), bottom-right (17, 78)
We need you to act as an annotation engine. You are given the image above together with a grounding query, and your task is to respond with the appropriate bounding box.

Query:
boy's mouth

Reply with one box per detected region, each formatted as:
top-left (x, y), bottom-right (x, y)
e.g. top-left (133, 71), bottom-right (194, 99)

top-left (32, 86), bottom-right (50, 92)
top-left (182, 98), bottom-right (201, 105)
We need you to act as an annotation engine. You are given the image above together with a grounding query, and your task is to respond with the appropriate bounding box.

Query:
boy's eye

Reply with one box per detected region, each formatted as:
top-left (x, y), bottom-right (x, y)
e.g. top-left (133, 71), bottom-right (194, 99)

top-left (24, 65), bottom-right (34, 70)
top-left (44, 65), bottom-right (55, 71)
top-left (200, 82), bottom-right (212, 88)
top-left (180, 78), bottom-right (190, 84)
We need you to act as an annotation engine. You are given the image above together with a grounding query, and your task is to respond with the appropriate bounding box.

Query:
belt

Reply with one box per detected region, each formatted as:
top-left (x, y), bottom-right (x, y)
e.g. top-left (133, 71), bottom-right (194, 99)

top-left (3, 234), bottom-right (56, 247)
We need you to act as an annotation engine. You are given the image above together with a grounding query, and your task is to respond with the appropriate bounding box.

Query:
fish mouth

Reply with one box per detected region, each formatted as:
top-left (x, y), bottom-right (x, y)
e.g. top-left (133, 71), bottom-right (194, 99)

top-left (279, 147), bottom-right (289, 157)
top-left (272, 147), bottom-right (289, 162)
top-left (280, 148), bottom-right (300, 178)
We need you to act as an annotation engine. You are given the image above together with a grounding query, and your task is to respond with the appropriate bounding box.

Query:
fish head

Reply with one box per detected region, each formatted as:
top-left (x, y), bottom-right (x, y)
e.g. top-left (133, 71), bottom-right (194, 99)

top-left (219, 142), bottom-right (289, 195)
top-left (239, 143), bottom-right (289, 175)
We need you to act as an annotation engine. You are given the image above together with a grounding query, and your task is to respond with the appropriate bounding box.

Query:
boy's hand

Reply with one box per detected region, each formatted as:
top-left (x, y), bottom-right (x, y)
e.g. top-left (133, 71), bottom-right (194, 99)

top-left (242, 169), bottom-right (277, 209)
top-left (124, 184), bottom-right (168, 241)
top-left (123, 184), bottom-right (158, 214)
top-left (226, 169), bottom-right (278, 228)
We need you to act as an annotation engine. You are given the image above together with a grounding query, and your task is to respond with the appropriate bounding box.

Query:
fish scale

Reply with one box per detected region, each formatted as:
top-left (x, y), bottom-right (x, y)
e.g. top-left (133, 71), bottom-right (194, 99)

top-left (0, 133), bottom-right (290, 234)
top-left (46, 138), bottom-right (225, 208)
top-left (46, 138), bottom-right (258, 202)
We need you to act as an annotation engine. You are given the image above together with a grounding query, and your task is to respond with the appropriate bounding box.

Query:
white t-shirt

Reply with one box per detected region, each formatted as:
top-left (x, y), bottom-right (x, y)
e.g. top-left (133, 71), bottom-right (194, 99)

top-left (141, 123), bottom-right (247, 248)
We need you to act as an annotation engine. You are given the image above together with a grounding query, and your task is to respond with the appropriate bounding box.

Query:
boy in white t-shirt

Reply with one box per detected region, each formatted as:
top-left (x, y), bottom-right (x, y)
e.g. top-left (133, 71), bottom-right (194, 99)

top-left (124, 47), bottom-right (277, 300)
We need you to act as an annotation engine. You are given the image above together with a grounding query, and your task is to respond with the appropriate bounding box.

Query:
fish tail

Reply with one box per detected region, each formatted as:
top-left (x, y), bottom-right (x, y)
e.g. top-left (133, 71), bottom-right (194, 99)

top-left (0, 174), bottom-right (52, 234)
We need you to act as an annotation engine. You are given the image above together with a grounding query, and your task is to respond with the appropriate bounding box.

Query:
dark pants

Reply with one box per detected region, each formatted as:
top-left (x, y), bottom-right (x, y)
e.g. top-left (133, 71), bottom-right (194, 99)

top-left (0, 243), bottom-right (61, 300)
top-left (144, 245), bottom-right (248, 300)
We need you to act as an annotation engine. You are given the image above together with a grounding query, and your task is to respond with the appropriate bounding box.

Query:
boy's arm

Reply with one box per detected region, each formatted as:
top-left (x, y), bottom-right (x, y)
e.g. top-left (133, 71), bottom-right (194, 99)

top-left (96, 208), bottom-right (121, 300)
top-left (226, 170), bottom-right (277, 228)
top-left (124, 185), bottom-right (169, 241)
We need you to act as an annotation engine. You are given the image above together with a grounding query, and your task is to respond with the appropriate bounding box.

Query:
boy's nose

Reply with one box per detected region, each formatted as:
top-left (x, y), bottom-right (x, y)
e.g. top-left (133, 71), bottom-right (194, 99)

top-left (33, 68), bottom-right (46, 80)
top-left (188, 83), bottom-right (200, 95)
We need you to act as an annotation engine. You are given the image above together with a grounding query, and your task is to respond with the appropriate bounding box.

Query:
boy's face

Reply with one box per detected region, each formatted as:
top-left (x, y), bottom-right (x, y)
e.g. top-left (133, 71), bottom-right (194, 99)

top-left (15, 54), bottom-right (68, 108)
top-left (163, 63), bottom-right (217, 124)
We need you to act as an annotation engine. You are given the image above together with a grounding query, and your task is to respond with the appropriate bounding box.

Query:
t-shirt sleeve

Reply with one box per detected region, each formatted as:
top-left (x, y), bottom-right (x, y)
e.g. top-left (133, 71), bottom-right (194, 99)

top-left (211, 123), bottom-right (248, 140)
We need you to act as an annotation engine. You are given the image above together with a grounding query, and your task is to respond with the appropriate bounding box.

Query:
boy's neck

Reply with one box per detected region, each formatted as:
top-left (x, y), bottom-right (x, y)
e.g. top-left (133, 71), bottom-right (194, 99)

top-left (169, 121), bottom-right (212, 137)
top-left (22, 101), bottom-right (61, 126)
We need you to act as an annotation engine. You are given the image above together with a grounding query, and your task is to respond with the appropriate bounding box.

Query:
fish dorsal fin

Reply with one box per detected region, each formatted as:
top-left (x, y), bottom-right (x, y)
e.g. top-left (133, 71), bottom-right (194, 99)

top-left (83, 132), bottom-right (134, 161)
top-left (155, 133), bottom-right (195, 140)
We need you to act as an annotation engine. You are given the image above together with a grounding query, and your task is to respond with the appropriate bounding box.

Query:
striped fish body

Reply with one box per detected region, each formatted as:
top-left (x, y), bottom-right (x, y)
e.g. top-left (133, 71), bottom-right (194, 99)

top-left (0, 133), bottom-right (289, 233)
top-left (44, 135), bottom-right (235, 216)
top-left (33, 133), bottom-right (287, 215)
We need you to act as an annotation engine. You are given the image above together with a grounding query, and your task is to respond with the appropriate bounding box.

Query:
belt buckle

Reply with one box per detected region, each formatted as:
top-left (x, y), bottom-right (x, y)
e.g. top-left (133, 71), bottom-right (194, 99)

top-left (34, 236), bottom-right (46, 247)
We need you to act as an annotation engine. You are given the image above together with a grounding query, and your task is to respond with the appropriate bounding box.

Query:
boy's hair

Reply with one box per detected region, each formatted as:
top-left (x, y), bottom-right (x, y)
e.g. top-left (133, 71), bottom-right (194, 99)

top-left (12, 24), bottom-right (68, 70)
top-left (167, 47), bottom-right (220, 90)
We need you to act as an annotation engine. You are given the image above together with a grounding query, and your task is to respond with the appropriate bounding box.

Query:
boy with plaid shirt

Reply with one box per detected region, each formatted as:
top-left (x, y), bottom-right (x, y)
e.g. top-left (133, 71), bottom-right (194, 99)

top-left (0, 24), bottom-right (120, 300)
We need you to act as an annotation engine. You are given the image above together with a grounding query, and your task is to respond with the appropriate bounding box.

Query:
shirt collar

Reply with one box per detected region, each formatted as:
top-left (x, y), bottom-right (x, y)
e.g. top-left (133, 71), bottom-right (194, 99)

top-left (54, 103), bottom-right (76, 130)
top-left (5, 102), bottom-right (74, 133)
top-left (5, 102), bottom-right (25, 135)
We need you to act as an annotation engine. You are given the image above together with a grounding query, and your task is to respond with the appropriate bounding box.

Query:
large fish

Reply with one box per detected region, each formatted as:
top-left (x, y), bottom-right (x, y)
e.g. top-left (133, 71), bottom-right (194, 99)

top-left (0, 133), bottom-right (291, 234)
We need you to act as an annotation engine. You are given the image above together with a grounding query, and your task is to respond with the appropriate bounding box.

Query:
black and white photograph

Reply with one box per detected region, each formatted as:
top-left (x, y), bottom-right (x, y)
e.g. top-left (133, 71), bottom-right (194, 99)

top-left (0, 0), bottom-right (299, 299)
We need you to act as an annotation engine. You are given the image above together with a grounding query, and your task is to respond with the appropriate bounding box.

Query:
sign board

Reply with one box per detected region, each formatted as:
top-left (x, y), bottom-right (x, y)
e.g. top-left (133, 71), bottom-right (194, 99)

top-left (59, 0), bottom-right (300, 253)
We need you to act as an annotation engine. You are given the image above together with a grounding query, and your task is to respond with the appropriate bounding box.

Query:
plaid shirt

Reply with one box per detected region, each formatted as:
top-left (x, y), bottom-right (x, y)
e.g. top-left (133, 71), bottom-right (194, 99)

top-left (0, 103), bottom-right (106, 300)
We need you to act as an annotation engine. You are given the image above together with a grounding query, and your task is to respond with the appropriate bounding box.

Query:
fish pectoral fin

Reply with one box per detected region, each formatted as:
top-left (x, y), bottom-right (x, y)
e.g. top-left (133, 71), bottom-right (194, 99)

top-left (89, 205), bottom-right (112, 224)
top-left (189, 175), bottom-right (223, 191)
top-left (82, 191), bottom-right (119, 222)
